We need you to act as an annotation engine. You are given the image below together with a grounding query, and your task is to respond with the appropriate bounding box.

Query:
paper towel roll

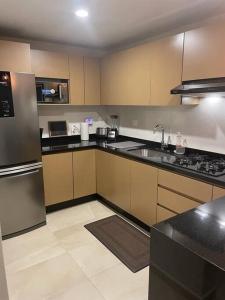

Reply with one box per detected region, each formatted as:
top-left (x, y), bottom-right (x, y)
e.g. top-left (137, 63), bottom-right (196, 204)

top-left (80, 122), bottom-right (89, 141)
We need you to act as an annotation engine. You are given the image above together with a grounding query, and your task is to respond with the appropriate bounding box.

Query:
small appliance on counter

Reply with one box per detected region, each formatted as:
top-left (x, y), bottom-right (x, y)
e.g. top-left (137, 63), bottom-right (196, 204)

top-left (96, 127), bottom-right (110, 139)
top-left (107, 115), bottom-right (119, 140)
top-left (48, 121), bottom-right (67, 137)
top-left (36, 77), bottom-right (69, 104)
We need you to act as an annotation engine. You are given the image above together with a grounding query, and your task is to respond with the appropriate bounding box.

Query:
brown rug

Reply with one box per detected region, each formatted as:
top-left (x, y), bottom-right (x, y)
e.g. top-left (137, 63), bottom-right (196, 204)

top-left (85, 215), bottom-right (150, 273)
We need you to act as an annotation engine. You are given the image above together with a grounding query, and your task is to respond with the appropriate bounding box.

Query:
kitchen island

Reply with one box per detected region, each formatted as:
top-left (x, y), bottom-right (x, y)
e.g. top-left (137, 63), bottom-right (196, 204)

top-left (149, 196), bottom-right (225, 300)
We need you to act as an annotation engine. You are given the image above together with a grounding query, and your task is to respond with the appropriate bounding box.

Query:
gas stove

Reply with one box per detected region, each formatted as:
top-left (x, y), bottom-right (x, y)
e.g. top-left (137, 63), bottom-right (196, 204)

top-left (173, 154), bottom-right (225, 177)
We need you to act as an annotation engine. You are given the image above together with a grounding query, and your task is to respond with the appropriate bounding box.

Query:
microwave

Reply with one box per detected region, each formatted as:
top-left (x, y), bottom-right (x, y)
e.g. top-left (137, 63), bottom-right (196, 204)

top-left (35, 77), bottom-right (69, 104)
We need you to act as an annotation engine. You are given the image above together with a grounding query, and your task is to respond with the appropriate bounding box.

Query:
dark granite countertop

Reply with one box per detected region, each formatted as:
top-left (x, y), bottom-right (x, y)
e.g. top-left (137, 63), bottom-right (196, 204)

top-left (153, 196), bottom-right (225, 272)
top-left (41, 135), bottom-right (225, 188)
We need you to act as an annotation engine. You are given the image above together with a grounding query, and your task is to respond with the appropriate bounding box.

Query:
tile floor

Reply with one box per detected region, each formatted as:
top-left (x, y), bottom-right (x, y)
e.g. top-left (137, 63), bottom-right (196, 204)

top-left (3, 200), bottom-right (149, 300)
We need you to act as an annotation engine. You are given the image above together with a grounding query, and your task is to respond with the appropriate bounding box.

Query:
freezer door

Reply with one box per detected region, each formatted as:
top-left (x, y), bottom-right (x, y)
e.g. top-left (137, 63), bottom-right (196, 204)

top-left (0, 164), bottom-right (46, 237)
top-left (0, 72), bottom-right (41, 167)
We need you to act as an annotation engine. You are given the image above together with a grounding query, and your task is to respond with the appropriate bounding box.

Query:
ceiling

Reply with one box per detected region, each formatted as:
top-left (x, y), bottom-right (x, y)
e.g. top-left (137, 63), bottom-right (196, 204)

top-left (0, 0), bottom-right (225, 50)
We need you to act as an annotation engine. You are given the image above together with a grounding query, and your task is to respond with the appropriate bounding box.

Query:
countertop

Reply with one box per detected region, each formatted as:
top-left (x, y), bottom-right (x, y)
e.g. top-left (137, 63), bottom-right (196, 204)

top-left (153, 196), bottom-right (225, 272)
top-left (41, 135), bottom-right (225, 188)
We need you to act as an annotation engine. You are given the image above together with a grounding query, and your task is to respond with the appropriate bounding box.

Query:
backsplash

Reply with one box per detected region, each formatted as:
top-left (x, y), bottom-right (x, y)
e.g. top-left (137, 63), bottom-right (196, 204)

top-left (38, 105), bottom-right (107, 138)
top-left (104, 96), bottom-right (225, 154)
top-left (38, 96), bottom-right (225, 154)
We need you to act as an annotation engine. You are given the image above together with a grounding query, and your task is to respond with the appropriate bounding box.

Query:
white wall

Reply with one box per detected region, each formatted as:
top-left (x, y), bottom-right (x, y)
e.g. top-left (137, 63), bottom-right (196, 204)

top-left (104, 96), bottom-right (225, 154)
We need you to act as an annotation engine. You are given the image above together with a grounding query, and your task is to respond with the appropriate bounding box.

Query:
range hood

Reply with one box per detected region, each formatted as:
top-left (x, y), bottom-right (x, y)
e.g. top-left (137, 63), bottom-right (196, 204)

top-left (171, 77), bottom-right (225, 97)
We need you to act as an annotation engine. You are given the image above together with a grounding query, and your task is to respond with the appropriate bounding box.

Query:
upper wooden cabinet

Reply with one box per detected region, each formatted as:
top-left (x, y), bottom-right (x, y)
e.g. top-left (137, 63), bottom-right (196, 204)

top-left (73, 150), bottom-right (96, 198)
top-left (183, 20), bottom-right (225, 80)
top-left (101, 43), bottom-right (151, 105)
top-left (84, 57), bottom-right (101, 105)
top-left (150, 34), bottom-right (183, 106)
top-left (130, 161), bottom-right (158, 225)
top-left (31, 49), bottom-right (69, 79)
top-left (68, 54), bottom-right (84, 105)
top-left (0, 40), bottom-right (31, 73)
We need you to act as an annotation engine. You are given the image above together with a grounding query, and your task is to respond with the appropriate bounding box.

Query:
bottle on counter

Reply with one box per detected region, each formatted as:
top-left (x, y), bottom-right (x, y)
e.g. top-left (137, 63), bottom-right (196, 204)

top-left (175, 132), bottom-right (185, 155)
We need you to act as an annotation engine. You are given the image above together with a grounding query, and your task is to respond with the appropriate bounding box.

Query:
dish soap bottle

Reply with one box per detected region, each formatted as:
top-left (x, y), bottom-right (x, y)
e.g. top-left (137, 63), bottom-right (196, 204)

top-left (175, 132), bottom-right (185, 155)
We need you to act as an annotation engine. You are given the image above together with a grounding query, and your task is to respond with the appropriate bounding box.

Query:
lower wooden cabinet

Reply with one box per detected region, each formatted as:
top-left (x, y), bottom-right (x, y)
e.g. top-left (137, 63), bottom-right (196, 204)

top-left (212, 186), bottom-right (225, 200)
top-left (73, 150), bottom-right (96, 198)
top-left (158, 187), bottom-right (200, 214)
top-left (130, 161), bottom-right (158, 225)
top-left (42, 153), bottom-right (73, 206)
top-left (157, 205), bottom-right (176, 223)
top-left (96, 151), bottom-right (131, 212)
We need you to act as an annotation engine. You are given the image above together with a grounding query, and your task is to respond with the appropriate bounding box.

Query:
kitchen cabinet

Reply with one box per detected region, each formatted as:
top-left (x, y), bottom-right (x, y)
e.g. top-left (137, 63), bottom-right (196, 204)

top-left (73, 150), bottom-right (96, 198)
top-left (158, 187), bottom-right (200, 214)
top-left (31, 49), bottom-right (69, 79)
top-left (150, 34), bottom-right (183, 106)
top-left (212, 186), bottom-right (225, 200)
top-left (68, 54), bottom-right (85, 105)
top-left (101, 43), bottom-right (151, 105)
top-left (156, 205), bottom-right (176, 223)
top-left (42, 153), bottom-right (73, 206)
top-left (0, 40), bottom-right (31, 73)
top-left (84, 57), bottom-right (100, 105)
top-left (96, 151), bottom-right (131, 211)
top-left (183, 20), bottom-right (225, 80)
top-left (130, 161), bottom-right (158, 225)
top-left (158, 169), bottom-right (212, 202)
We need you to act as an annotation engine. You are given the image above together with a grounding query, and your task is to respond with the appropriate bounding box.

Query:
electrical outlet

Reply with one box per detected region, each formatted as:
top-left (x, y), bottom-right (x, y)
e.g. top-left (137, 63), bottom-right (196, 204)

top-left (69, 123), bottom-right (80, 135)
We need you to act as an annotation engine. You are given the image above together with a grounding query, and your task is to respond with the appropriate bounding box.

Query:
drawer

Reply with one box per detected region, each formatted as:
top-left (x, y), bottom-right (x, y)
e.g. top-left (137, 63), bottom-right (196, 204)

top-left (212, 186), bottom-right (225, 200)
top-left (156, 205), bottom-right (176, 223)
top-left (158, 170), bottom-right (212, 202)
top-left (158, 187), bottom-right (200, 214)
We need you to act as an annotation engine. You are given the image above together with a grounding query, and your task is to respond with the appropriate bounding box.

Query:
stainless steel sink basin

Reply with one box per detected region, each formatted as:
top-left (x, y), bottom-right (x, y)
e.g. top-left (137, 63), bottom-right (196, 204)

top-left (127, 147), bottom-right (175, 162)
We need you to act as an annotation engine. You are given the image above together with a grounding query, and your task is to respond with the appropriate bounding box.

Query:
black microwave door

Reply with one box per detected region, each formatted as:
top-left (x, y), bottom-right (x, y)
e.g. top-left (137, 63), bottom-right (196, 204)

top-left (36, 83), bottom-right (44, 102)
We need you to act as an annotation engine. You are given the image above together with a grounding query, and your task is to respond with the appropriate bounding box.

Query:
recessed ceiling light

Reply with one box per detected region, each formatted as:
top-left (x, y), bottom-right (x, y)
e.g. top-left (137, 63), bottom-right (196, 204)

top-left (75, 9), bottom-right (89, 18)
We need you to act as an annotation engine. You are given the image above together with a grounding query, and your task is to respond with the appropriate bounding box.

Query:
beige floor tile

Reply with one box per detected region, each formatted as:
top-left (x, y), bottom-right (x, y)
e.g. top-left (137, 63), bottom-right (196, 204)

top-left (46, 203), bottom-right (96, 232)
top-left (69, 240), bottom-right (121, 278)
top-left (53, 222), bottom-right (98, 251)
top-left (88, 201), bottom-right (116, 221)
top-left (46, 279), bottom-right (106, 300)
top-left (90, 264), bottom-right (149, 300)
top-left (7, 253), bottom-right (89, 300)
top-left (3, 226), bottom-right (59, 267)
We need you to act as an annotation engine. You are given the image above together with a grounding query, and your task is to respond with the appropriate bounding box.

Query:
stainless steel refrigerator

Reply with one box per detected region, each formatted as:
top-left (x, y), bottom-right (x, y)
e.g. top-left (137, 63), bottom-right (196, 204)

top-left (0, 71), bottom-right (46, 239)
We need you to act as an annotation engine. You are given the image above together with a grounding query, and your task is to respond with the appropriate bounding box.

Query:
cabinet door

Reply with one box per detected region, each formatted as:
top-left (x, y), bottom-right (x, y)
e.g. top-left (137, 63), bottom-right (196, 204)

top-left (84, 57), bottom-right (100, 105)
top-left (156, 205), bottom-right (176, 223)
top-left (158, 187), bottom-right (200, 214)
top-left (31, 49), bottom-right (69, 79)
top-left (0, 40), bottom-right (31, 73)
top-left (212, 186), bottom-right (225, 200)
top-left (101, 43), bottom-right (151, 105)
top-left (130, 161), bottom-right (158, 225)
top-left (183, 20), bottom-right (225, 80)
top-left (150, 34), bottom-right (183, 106)
top-left (73, 150), bottom-right (96, 198)
top-left (42, 153), bottom-right (73, 206)
top-left (96, 151), bottom-right (131, 211)
top-left (69, 55), bottom-right (84, 105)
top-left (158, 170), bottom-right (212, 202)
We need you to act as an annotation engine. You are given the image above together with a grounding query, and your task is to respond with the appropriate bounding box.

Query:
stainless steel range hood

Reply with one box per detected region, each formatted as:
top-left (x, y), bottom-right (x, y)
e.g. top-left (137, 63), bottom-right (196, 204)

top-left (171, 77), bottom-right (225, 97)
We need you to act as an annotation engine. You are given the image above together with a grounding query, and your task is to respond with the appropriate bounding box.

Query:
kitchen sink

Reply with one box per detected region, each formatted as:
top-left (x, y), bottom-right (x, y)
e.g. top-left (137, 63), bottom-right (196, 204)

top-left (126, 147), bottom-right (176, 163)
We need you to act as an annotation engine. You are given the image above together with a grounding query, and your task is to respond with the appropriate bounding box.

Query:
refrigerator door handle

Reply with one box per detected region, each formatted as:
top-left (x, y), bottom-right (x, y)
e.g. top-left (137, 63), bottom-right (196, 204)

top-left (0, 163), bottom-right (42, 177)
top-left (1, 169), bottom-right (40, 179)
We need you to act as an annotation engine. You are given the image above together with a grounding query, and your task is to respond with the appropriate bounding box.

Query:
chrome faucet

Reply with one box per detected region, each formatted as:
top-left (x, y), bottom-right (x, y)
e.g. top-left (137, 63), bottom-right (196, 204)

top-left (153, 124), bottom-right (167, 150)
